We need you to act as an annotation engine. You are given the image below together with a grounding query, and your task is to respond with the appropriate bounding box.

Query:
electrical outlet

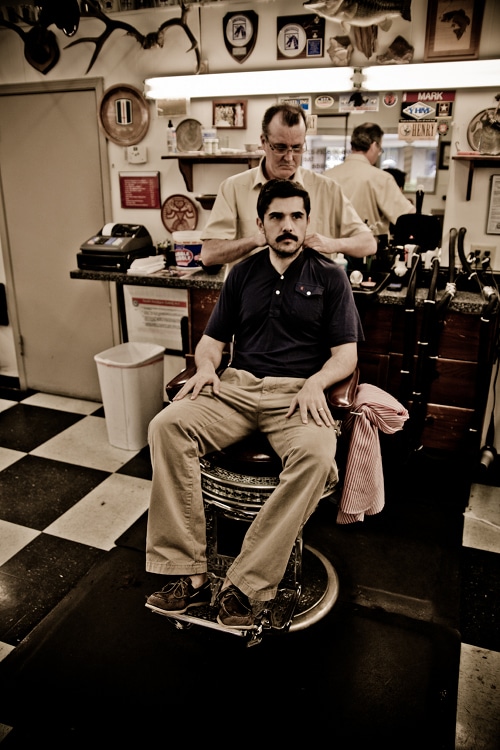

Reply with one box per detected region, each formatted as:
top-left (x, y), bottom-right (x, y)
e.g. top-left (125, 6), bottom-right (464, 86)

top-left (471, 244), bottom-right (496, 270)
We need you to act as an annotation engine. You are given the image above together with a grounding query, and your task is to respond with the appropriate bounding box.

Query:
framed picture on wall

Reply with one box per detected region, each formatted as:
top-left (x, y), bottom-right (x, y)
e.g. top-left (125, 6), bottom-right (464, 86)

top-left (424, 0), bottom-right (485, 61)
top-left (213, 100), bottom-right (247, 129)
top-left (486, 175), bottom-right (500, 235)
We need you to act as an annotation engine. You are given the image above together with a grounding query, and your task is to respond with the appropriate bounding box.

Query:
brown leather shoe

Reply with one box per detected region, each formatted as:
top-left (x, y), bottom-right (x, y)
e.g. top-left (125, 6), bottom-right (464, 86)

top-left (145, 577), bottom-right (211, 614)
top-left (216, 585), bottom-right (255, 629)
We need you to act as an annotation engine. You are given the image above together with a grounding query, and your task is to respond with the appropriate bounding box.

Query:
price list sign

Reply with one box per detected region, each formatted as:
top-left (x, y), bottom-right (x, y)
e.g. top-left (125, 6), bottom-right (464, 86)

top-left (119, 172), bottom-right (161, 209)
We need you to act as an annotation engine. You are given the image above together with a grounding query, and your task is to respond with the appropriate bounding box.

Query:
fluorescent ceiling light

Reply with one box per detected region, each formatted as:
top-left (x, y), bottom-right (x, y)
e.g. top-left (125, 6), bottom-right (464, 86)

top-left (145, 59), bottom-right (500, 100)
top-left (145, 67), bottom-right (354, 99)
top-left (364, 60), bottom-right (500, 91)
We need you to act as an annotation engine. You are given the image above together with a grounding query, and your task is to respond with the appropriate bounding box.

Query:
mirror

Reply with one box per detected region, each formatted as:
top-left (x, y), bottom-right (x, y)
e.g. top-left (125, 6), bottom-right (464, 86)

top-left (302, 105), bottom-right (439, 194)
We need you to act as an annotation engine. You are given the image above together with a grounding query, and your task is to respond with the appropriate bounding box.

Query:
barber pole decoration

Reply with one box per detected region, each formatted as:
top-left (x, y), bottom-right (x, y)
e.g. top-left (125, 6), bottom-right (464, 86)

top-left (115, 97), bottom-right (133, 125)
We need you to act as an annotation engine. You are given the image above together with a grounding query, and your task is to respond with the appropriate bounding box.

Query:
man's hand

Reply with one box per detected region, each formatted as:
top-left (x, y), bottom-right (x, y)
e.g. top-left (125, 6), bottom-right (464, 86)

top-left (286, 380), bottom-right (337, 426)
top-left (173, 367), bottom-right (222, 401)
top-left (201, 229), bottom-right (266, 266)
top-left (304, 231), bottom-right (335, 255)
top-left (306, 230), bottom-right (377, 259)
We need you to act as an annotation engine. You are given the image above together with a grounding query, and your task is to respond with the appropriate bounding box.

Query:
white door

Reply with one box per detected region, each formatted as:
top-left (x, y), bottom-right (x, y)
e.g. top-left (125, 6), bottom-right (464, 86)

top-left (0, 79), bottom-right (117, 400)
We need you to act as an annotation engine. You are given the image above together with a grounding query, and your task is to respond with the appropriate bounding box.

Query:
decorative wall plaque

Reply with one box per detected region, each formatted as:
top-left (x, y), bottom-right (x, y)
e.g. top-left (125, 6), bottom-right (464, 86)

top-left (276, 14), bottom-right (324, 60)
top-left (223, 11), bottom-right (258, 64)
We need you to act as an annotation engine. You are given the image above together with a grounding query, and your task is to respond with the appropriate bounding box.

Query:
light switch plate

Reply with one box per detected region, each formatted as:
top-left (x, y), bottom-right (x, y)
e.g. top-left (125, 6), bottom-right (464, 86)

top-left (127, 145), bottom-right (147, 163)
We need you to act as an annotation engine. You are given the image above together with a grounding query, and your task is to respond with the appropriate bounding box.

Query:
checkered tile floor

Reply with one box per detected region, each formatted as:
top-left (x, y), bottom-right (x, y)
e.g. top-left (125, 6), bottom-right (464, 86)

top-left (0, 389), bottom-right (499, 747)
top-left (0, 391), bottom-right (153, 657)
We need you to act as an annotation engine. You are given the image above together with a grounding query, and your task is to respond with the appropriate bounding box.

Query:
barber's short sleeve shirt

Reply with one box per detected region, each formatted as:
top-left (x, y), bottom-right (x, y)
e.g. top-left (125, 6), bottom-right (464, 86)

top-left (324, 154), bottom-right (414, 235)
top-left (201, 163), bottom-right (372, 271)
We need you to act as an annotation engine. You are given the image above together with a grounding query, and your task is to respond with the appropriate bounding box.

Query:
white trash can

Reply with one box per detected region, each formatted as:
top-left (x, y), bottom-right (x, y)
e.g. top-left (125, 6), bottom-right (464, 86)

top-left (94, 342), bottom-right (165, 450)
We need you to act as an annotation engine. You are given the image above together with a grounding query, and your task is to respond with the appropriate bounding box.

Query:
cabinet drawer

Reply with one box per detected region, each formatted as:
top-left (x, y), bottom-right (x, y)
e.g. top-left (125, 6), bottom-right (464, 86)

top-left (387, 354), bottom-right (477, 409)
top-left (390, 306), bottom-right (483, 361)
top-left (357, 304), bottom-right (394, 354)
top-left (416, 403), bottom-right (476, 452)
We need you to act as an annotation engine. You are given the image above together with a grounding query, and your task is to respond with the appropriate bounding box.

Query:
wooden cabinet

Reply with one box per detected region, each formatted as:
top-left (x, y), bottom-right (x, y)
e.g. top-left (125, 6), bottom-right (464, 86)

top-left (187, 287), bottom-right (221, 361)
top-left (357, 299), bottom-right (498, 452)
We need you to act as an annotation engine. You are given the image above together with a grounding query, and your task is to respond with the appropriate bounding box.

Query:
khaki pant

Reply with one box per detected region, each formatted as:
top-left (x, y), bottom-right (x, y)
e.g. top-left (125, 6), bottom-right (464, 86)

top-left (146, 368), bottom-right (339, 601)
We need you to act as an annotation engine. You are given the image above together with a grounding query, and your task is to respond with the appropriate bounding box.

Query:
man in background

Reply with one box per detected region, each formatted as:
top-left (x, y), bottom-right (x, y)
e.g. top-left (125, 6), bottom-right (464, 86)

top-left (324, 122), bottom-right (415, 243)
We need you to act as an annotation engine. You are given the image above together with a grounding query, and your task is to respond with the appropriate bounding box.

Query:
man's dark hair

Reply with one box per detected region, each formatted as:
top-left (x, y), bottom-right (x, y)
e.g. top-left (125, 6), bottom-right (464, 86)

top-left (351, 122), bottom-right (384, 152)
top-left (257, 179), bottom-right (310, 220)
top-left (384, 167), bottom-right (406, 190)
top-left (261, 103), bottom-right (307, 138)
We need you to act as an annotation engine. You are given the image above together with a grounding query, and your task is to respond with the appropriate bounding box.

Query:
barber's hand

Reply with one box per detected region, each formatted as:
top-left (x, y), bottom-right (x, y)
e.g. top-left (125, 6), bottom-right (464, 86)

top-left (252, 227), bottom-right (267, 249)
top-left (286, 381), bottom-right (336, 426)
top-left (173, 369), bottom-right (221, 401)
top-left (304, 232), bottom-right (336, 256)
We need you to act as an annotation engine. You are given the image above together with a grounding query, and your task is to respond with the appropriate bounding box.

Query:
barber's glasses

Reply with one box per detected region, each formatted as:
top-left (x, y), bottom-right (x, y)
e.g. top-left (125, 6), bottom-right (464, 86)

top-left (375, 142), bottom-right (384, 154)
top-left (265, 140), bottom-right (307, 155)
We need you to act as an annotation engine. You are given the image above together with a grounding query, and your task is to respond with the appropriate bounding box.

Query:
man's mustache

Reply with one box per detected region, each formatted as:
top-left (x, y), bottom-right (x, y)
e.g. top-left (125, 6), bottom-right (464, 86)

top-left (276, 233), bottom-right (298, 243)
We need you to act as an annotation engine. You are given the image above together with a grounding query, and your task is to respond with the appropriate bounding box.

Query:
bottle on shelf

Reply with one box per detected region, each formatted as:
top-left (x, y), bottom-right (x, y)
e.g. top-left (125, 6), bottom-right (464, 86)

top-left (166, 120), bottom-right (177, 153)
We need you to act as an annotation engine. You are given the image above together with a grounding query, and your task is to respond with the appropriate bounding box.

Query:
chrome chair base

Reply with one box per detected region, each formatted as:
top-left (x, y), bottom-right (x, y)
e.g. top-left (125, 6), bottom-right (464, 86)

top-left (148, 544), bottom-right (339, 647)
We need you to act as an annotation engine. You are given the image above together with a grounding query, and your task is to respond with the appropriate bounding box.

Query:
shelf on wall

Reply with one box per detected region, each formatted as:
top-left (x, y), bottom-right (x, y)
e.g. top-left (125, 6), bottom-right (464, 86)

top-left (452, 153), bottom-right (500, 201)
top-left (161, 153), bottom-right (262, 192)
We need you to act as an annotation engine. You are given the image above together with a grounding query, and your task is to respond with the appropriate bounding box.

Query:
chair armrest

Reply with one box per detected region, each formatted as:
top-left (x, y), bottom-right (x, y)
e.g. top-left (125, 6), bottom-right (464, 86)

top-left (167, 364), bottom-right (359, 412)
top-left (325, 368), bottom-right (359, 419)
top-left (165, 366), bottom-right (196, 401)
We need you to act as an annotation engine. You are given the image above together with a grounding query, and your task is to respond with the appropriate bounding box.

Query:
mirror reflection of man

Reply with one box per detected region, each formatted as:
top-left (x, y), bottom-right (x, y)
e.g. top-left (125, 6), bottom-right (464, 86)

top-left (324, 122), bottom-right (415, 242)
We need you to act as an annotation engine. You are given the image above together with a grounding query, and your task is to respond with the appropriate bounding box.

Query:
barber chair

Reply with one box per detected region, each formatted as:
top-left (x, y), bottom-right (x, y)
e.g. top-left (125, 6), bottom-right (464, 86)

top-left (148, 364), bottom-right (358, 647)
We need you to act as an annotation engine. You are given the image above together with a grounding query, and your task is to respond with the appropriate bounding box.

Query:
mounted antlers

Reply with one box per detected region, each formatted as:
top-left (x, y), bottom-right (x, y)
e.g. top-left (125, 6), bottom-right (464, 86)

top-left (0, 0), bottom-right (201, 76)
top-left (65, 0), bottom-right (201, 74)
top-left (0, 15), bottom-right (61, 74)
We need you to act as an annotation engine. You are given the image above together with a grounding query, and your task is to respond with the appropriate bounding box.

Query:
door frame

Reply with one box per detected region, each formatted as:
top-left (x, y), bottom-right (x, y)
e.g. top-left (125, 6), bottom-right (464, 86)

top-left (0, 77), bottom-right (115, 391)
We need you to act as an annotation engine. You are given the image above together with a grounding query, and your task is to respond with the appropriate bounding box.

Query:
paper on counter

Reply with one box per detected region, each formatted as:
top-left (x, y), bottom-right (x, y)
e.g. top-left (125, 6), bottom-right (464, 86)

top-left (127, 256), bottom-right (165, 275)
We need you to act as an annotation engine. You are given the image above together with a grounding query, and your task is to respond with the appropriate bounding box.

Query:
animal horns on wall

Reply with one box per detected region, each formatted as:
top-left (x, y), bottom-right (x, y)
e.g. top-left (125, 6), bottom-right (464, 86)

top-left (0, 0), bottom-right (201, 76)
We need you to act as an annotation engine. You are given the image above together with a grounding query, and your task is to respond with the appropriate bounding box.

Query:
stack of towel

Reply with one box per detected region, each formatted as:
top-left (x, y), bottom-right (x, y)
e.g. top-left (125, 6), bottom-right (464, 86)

top-left (127, 255), bottom-right (165, 275)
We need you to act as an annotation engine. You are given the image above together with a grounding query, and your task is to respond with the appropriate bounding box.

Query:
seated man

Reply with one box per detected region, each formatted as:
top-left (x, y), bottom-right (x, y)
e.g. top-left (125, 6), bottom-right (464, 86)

top-left (145, 178), bottom-right (363, 629)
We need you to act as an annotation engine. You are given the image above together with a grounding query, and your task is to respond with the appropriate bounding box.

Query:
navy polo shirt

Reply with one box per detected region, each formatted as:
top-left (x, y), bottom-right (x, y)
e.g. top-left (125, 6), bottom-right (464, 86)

top-left (204, 247), bottom-right (364, 379)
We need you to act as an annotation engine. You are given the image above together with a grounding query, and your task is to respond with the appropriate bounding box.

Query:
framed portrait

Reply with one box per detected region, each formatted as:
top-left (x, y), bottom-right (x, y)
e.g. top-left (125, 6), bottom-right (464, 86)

top-left (213, 100), bottom-right (247, 129)
top-left (486, 175), bottom-right (500, 235)
top-left (438, 140), bottom-right (451, 170)
top-left (424, 0), bottom-right (485, 61)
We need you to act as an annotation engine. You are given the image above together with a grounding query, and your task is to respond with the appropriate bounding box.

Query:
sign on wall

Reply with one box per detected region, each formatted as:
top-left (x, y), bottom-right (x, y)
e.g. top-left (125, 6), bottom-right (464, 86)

top-left (119, 172), bottom-right (161, 209)
top-left (123, 286), bottom-right (188, 352)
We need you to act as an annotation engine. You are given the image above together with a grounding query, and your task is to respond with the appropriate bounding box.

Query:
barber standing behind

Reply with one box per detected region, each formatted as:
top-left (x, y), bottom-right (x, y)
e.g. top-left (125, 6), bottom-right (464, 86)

top-left (200, 103), bottom-right (376, 274)
top-left (324, 122), bottom-right (415, 241)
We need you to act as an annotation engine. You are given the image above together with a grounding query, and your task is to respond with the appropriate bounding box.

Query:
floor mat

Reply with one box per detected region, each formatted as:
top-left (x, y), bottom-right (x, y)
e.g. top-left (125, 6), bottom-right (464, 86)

top-left (0, 544), bottom-right (460, 749)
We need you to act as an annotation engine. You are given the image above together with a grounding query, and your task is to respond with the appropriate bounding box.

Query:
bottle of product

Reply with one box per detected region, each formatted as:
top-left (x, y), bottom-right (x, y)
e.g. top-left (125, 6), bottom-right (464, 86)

top-left (166, 120), bottom-right (176, 153)
top-left (334, 252), bottom-right (348, 271)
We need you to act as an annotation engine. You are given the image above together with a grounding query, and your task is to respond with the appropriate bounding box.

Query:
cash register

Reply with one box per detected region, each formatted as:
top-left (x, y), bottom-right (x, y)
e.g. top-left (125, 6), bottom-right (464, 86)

top-left (77, 223), bottom-right (154, 272)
